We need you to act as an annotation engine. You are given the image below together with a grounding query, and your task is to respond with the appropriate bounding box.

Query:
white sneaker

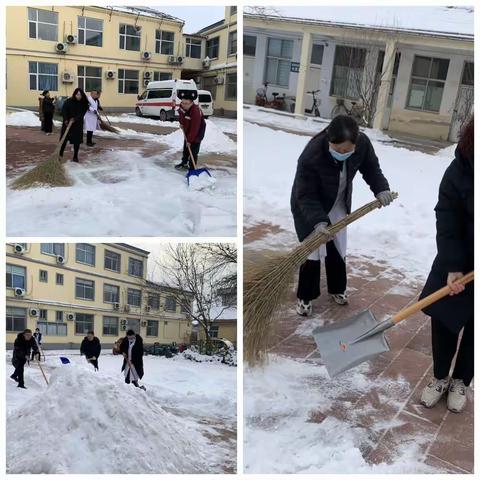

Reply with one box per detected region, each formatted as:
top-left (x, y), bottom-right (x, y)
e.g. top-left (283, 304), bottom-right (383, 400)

top-left (330, 293), bottom-right (349, 305)
top-left (296, 299), bottom-right (312, 317)
top-left (447, 378), bottom-right (468, 413)
top-left (420, 377), bottom-right (450, 408)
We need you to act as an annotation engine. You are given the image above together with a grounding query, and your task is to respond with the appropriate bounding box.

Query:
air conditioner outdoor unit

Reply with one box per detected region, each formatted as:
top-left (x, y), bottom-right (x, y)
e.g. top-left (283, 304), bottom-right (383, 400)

top-left (55, 42), bottom-right (68, 54)
top-left (143, 79), bottom-right (150, 87)
top-left (177, 56), bottom-right (184, 64)
top-left (66, 313), bottom-right (76, 321)
top-left (65, 34), bottom-right (77, 44)
top-left (214, 76), bottom-right (224, 85)
top-left (14, 243), bottom-right (26, 254)
top-left (202, 57), bottom-right (211, 68)
top-left (145, 305), bottom-right (151, 312)
top-left (141, 321), bottom-right (147, 327)
top-left (113, 302), bottom-right (120, 311)
top-left (144, 71), bottom-right (153, 79)
top-left (62, 72), bottom-right (75, 83)
top-left (124, 305), bottom-right (130, 312)
top-left (105, 70), bottom-right (116, 80)
top-left (142, 51), bottom-right (152, 61)
top-left (121, 325), bottom-right (127, 331)
top-left (29, 308), bottom-right (39, 317)
top-left (120, 319), bottom-right (127, 326)
top-left (168, 55), bottom-right (176, 64)
top-left (14, 288), bottom-right (25, 297)
top-left (56, 255), bottom-right (66, 264)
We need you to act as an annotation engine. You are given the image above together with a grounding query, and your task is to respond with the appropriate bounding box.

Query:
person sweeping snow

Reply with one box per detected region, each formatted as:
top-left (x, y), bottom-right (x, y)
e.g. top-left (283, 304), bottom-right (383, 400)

top-left (85, 90), bottom-right (103, 147)
top-left (59, 88), bottom-right (89, 163)
top-left (291, 115), bottom-right (394, 316)
top-left (120, 330), bottom-right (146, 390)
top-left (10, 329), bottom-right (39, 389)
top-left (80, 330), bottom-right (101, 371)
top-left (175, 90), bottom-right (206, 170)
top-left (420, 116), bottom-right (474, 414)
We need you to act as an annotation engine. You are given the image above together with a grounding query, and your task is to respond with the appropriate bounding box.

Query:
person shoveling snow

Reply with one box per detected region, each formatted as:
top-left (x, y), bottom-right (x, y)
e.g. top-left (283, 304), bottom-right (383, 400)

top-left (10, 329), bottom-right (39, 389)
top-left (120, 330), bottom-right (146, 390)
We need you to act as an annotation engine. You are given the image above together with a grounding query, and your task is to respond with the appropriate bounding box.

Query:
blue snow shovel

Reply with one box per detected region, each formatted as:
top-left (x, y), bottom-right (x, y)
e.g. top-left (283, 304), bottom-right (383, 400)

top-left (181, 127), bottom-right (214, 188)
top-left (59, 357), bottom-right (71, 365)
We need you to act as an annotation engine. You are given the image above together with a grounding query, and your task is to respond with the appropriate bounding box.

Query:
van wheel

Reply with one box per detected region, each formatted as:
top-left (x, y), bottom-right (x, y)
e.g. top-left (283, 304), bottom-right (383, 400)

top-left (159, 110), bottom-right (167, 121)
top-left (135, 107), bottom-right (142, 117)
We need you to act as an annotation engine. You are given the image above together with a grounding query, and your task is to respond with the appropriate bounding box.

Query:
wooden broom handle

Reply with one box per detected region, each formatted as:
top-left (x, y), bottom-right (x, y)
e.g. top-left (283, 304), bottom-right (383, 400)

top-left (392, 271), bottom-right (474, 324)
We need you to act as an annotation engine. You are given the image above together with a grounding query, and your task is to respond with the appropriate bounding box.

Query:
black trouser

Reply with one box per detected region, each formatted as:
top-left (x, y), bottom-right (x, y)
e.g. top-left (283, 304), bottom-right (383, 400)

top-left (182, 141), bottom-right (201, 169)
top-left (43, 112), bottom-right (53, 133)
top-left (12, 360), bottom-right (26, 387)
top-left (87, 131), bottom-right (94, 145)
top-left (87, 358), bottom-right (99, 370)
top-left (297, 240), bottom-right (347, 302)
top-left (31, 350), bottom-right (40, 361)
top-left (60, 139), bottom-right (80, 160)
top-left (431, 316), bottom-right (474, 386)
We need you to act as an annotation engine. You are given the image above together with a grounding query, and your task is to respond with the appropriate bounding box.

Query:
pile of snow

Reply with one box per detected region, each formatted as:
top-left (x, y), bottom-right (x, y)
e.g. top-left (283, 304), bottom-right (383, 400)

top-left (6, 110), bottom-right (41, 127)
top-left (182, 348), bottom-right (237, 367)
top-left (160, 119), bottom-right (237, 154)
top-left (7, 364), bottom-right (214, 474)
top-left (108, 113), bottom-right (166, 126)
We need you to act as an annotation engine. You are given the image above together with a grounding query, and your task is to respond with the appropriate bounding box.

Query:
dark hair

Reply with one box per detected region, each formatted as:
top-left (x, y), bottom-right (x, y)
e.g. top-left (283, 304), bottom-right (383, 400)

top-left (327, 115), bottom-right (359, 144)
top-left (71, 87), bottom-right (88, 106)
top-left (457, 115), bottom-right (474, 167)
top-left (126, 329), bottom-right (135, 336)
top-left (23, 329), bottom-right (32, 334)
top-left (41, 90), bottom-right (49, 96)
top-left (87, 331), bottom-right (94, 335)
top-left (35, 328), bottom-right (40, 331)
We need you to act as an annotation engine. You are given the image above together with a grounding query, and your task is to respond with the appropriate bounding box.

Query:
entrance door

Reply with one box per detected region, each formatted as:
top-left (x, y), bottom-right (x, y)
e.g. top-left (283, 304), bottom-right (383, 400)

top-left (126, 318), bottom-right (140, 334)
top-left (449, 62), bottom-right (474, 142)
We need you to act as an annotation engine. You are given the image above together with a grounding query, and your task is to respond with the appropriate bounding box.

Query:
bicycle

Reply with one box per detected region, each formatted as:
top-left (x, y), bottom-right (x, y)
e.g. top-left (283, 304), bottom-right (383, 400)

top-left (331, 98), bottom-right (368, 126)
top-left (255, 82), bottom-right (286, 111)
top-left (305, 90), bottom-right (321, 117)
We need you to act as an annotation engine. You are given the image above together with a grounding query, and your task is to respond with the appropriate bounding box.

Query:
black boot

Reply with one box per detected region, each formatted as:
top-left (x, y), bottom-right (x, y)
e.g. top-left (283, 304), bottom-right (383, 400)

top-left (87, 142), bottom-right (95, 147)
top-left (10, 374), bottom-right (18, 382)
top-left (72, 157), bottom-right (79, 163)
top-left (175, 161), bottom-right (188, 170)
top-left (17, 384), bottom-right (27, 389)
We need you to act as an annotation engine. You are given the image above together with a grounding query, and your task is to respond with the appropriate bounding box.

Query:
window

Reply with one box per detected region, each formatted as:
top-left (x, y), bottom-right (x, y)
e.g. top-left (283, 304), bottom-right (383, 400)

top-left (228, 31), bottom-right (237, 55)
top-left (165, 295), bottom-right (176, 312)
top-left (103, 316), bottom-right (119, 336)
top-left (127, 288), bottom-right (141, 307)
top-left (29, 62), bottom-right (58, 91)
top-left (78, 16), bottom-right (103, 47)
top-left (118, 69), bottom-right (139, 94)
top-left (406, 55), bottom-right (450, 112)
top-left (206, 37), bottom-right (220, 59)
top-left (41, 243), bottom-right (64, 256)
top-left (461, 62), bottom-right (474, 86)
top-left (265, 38), bottom-right (293, 87)
top-left (128, 258), bottom-right (143, 277)
top-left (6, 264), bottom-right (26, 289)
top-left (56, 311), bottom-right (63, 322)
top-left (180, 301), bottom-right (190, 313)
top-left (28, 8), bottom-right (58, 41)
top-left (148, 293), bottom-right (160, 309)
top-left (56, 273), bottom-right (64, 285)
top-left (147, 89), bottom-right (173, 99)
top-left (7, 307), bottom-right (27, 331)
top-left (76, 243), bottom-right (96, 266)
top-left (39, 270), bottom-right (48, 282)
top-left (202, 76), bottom-right (217, 100)
top-left (104, 284), bottom-right (120, 303)
top-left (230, 6), bottom-right (237, 15)
top-left (198, 93), bottom-right (212, 103)
top-left (311, 44), bottom-right (324, 65)
top-left (225, 72), bottom-right (237, 100)
top-left (119, 24), bottom-right (141, 51)
top-left (156, 30), bottom-right (174, 55)
top-left (330, 46), bottom-right (366, 99)
top-left (39, 309), bottom-right (47, 320)
top-left (104, 250), bottom-right (121, 272)
top-left (244, 35), bottom-right (256, 56)
top-left (75, 313), bottom-right (94, 334)
top-left (209, 325), bottom-right (219, 338)
top-left (147, 320), bottom-right (159, 337)
top-left (75, 278), bottom-right (95, 300)
top-left (186, 37), bottom-right (201, 58)
top-left (38, 321), bottom-right (67, 336)
top-left (153, 72), bottom-right (173, 81)
top-left (78, 66), bottom-right (102, 92)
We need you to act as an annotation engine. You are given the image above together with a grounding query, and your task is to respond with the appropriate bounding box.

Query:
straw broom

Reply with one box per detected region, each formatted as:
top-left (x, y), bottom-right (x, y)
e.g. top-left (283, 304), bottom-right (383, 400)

top-left (244, 193), bottom-right (399, 366)
top-left (97, 113), bottom-right (120, 134)
top-left (10, 123), bottom-right (74, 190)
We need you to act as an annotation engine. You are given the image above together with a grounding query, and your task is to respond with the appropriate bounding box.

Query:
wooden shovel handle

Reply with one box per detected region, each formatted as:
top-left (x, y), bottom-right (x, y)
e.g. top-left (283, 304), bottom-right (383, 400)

top-left (392, 271), bottom-right (474, 324)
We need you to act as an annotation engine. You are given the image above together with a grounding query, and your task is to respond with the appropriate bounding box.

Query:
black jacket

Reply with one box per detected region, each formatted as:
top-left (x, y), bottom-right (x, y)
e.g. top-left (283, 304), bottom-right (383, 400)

top-left (291, 131), bottom-right (389, 241)
top-left (33, 331), bottom-right (42, 345)
top-left (60, 97), bottom-right (89, 145)
top-left (80, 337), bottom-right (102, 359)
top-left (420, 147), bottom-right (474, 333)
top-left (12, 333), bottom-right (38, 367)
top-left (120, 334), bottom-right (144, 379)
top-left (42, 97), bottom-right (55, 115)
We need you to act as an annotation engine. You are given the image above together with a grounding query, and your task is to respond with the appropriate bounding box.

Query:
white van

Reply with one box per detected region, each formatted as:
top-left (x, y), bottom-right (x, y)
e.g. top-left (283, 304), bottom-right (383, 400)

top-left (198, 90), bottom-right (214, 118)
top-left (135, 79), bottom-right (198, 121)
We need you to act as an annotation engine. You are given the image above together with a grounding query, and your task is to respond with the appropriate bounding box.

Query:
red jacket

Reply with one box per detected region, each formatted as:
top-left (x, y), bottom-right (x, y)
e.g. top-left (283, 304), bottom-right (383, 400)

top-left (179, 103), bottom-right (206, 144)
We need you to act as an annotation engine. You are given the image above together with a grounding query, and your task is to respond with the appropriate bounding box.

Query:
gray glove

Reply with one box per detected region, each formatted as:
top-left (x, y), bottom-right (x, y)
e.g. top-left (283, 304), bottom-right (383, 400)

top-left (376, 190), bottom-right (395, 207)
top-left (314, 222), bottom-right (331, 237)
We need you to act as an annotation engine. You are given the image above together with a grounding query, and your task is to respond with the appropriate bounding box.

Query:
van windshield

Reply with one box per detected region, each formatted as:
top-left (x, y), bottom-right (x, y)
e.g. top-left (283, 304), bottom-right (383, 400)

top-left (198, 94), bottom-right (212, 103)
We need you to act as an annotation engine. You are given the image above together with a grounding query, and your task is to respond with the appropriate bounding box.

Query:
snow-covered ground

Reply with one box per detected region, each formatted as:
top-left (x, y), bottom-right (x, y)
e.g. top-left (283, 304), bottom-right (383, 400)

top-left (6, 111), bottom-right (237, 236)
top-left (6, 351), bottom-right (236, 474)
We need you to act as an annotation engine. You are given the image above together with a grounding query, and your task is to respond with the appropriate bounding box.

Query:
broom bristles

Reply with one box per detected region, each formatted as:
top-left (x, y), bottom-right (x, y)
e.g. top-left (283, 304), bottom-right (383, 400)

top-left (244, 194), bottom-right (399, 366)
top-left (99, 118), bottom-right (120, 134)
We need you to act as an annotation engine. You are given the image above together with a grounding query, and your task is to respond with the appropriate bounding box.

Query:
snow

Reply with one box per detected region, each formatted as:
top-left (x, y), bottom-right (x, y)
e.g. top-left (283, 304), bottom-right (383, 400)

top-left (244, 106), bottom-right (454, 278)
top-left (244, 6), bottom-right (474, 38)
top-left (6, 111), bottom-right (41, 127)
top-left (7, 351), bottom-right (236, 474)
top-left (210, 306), bottom-right (237, 320)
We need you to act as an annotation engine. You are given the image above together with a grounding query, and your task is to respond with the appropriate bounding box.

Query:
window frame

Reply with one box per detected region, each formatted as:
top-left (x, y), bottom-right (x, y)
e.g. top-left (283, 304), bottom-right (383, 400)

top-left (104, 249), bottom-right (121, 273)
top-left (77, 65), bottom-right (102, 92)
top-left (40, 243), bottom-right (65, 257)
top-left (75, 313), bottom-right (94, 335)
top-left (29, 61), bottom-right (58, 92)
top-left (228, 30), bottom-right (237, 56)
top-left (39, 269), bottom-right (48, 283)
top-left (127, 288), bottom-right (142, 307)
top-left (28, 8), bottom-right (58, 41)
top-left (186, 37), bottom-right (202, 59)
top-left (146, 320), bottom-right (159, 337)
top-left (225, 72), bottom-right (237, 101)
top-left (7, 306), bottom-right (27, 331)
top-left (128, 257), bottom-right (144, 277)
top-left (164, 295), bottom-right (177, 312)
top-left (206, 36), bottom-right (220, 59)
top-left (118, 69), bottom-right (139, 94)
top-left (264, 37), bottom-right (294, 88)
top-left (119, 23), bottom-right (141, 51)
top-left (6, 264), bottom-right (26, 290)
top-left (103, 316), bottom-right (119, 336)
top-left (103, 283), bottom-right (120, 304)
top-left (75, 277), bottom-right (95, 301)
top-left (75, 243), bottom-right (96, 267)
top-left (330, 45), bottom-right (367, 100)
top-left (56, 273), bottom-right (64, 285)
top-left (78, 15), bottom-right (103, 47)
top-left (155, 30), bottom-right (175, 55)
top-left (244, 35), bottom-right (257, 57)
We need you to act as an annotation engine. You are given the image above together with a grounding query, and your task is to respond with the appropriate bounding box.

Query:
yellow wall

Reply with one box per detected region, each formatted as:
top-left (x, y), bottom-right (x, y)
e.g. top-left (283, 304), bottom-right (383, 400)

top-left (6, 243), bottom-right (192, 346)
top-left (198, 320), bottom-right (237, 345)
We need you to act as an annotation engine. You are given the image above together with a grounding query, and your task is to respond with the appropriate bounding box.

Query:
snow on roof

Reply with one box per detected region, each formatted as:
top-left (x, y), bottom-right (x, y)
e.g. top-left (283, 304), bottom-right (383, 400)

top-left (244, 6), bottom-right (473, 40)
top-left (210, 306), bottom-right (237, 321)
top-left (106, 6), bottom-right (184, 25)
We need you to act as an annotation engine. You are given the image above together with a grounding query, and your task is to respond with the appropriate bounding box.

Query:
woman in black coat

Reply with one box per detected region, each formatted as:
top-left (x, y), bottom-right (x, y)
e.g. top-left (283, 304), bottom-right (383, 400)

top-left (120, 330), bottom-right (145, 389)
top-left (59, 87), bottom-right (89, 162)
top-left (290, 115), bottom-right (393, 315)
top-left (41, 90), bottom-right (55, 135)
top-left (420, 116), bottom-right (474, 414)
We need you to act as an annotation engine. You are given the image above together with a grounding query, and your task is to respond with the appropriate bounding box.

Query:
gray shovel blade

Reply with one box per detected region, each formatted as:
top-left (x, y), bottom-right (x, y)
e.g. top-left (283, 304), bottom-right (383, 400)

top-left (312, 310), bottom-right (390, 378)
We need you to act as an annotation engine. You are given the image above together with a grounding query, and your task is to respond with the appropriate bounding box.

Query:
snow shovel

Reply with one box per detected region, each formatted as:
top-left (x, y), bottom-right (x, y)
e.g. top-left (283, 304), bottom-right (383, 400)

top-left (59, 356), bottom-right (71, 365)
top-left (37, 360), bottom-right (49, 385)
top-left (313, 271), bottom-right (474, 378)
top-left (125, 362), bottom-right (146, 391)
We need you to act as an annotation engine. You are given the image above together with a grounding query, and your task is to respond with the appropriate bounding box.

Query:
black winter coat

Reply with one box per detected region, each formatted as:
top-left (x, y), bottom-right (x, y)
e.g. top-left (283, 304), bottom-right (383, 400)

top-left (42, 97), bottom-right (55, 115)
top-left (420, 147), bottom-right (474, 333)
top-left (120, 334), bottom-right (144, 379)
top-left (80, 337), bottom-right (102, 358)
top-left (60, 97), bottom-right (89, 145)
top-left (12, 333), bottom-right (38, 367)
top-left (291, 131), bottom-right (390, 241)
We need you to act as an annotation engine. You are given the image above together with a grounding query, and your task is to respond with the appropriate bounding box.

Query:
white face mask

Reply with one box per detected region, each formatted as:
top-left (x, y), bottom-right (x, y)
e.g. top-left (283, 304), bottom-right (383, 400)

top-left (329, 147), bottom-right (355, 162)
